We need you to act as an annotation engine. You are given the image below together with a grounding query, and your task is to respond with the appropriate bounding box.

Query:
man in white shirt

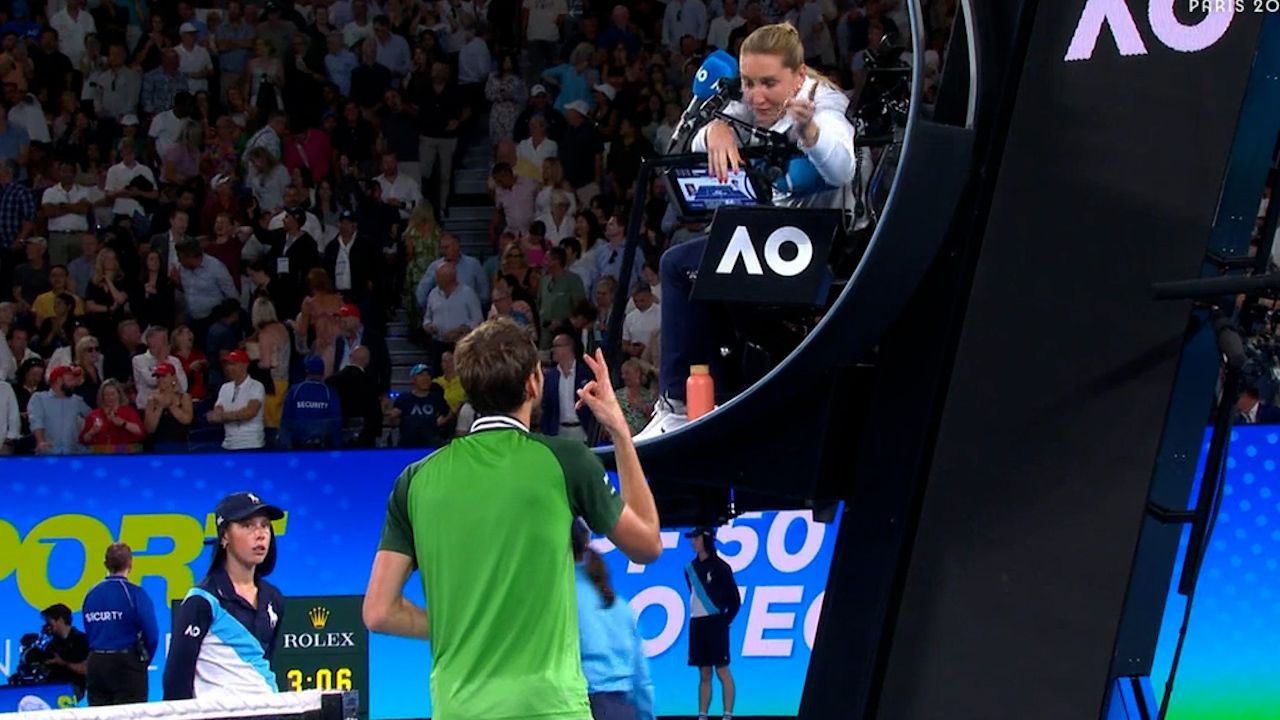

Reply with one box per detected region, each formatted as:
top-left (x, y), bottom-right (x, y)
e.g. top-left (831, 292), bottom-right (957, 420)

top-left (40, 162), bottom-right (92, 266)
top-left (662, 0), bottom-right (708, 51)
top-left (132, 325), bottom-right (188, 406)
top-left (374, 152), bottom-right (423, 220)
top-left (207, 350), bottom-right (266, 450)
top-left (49, 0), bottom-right (96, 67)
top-left (104, 137), bottom-right (158, 221)
top-left (342, 0), bottom-right (376, 47)
top-left (267, 185), bottom-right (325, 245)
top-left (522, 0), bottom-right (566, 80)
top-left (175, 23), bottom-right (214, 93)
top-left (148, 90), bottom-right (193, 161)
top-left (622, 283), bottom-right (660, 358)
top-left (706, 0), bottom-right (745, 49)
top-left (89, 43), bottom-right (143, 123)
top-left (7, 92), bottom-right (49, 144)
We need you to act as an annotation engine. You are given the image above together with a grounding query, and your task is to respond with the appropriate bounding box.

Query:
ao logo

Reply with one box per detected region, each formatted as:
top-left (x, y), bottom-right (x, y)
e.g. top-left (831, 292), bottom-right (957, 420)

top-left (696, 67), bottom-right (709, 84)
top-left (1066, 0), bottom-right (1234, 61)
top-left (716, 225), bottom-right (814, 277)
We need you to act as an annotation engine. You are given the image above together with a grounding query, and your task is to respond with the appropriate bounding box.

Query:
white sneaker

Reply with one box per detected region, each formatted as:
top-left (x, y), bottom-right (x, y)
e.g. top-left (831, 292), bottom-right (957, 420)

top-left (634, 394), bottom-right (689, 441)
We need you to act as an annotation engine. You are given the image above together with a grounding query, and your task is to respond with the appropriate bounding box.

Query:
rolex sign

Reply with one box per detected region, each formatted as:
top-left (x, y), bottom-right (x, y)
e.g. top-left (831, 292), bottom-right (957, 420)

top-left (273, 595), bottom-right (369, 717)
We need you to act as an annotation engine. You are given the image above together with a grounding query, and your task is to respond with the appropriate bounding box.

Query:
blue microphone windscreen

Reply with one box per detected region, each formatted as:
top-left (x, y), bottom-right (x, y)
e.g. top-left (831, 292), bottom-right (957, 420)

top-left (692, 50), bottom-right (740, 100)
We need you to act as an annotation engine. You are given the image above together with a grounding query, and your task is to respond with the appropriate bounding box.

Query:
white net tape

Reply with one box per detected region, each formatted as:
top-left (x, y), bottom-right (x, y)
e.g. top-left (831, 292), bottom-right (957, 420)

top-left (0, 690), bottom-right (334, 720)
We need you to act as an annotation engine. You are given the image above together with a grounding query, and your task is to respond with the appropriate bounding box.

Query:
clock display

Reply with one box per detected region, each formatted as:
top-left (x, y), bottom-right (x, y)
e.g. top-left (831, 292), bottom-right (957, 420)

top-left (285, 667), bottom-right (354, 691)
top-left (273, 596), bottom-right (369, 717)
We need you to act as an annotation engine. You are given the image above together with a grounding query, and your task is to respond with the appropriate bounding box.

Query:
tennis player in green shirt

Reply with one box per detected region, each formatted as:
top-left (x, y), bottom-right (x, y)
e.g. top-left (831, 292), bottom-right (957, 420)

top-left (362, 317), bottom-right (663, 720)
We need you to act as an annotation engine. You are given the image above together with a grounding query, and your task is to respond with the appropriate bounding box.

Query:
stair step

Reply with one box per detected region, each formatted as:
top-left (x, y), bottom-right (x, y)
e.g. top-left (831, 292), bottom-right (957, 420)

top-left (446, 205), bottom-right (493, 220)
top-left (449, 221), bottom-right (489, 232)
top-left (448, 193), bottom-right (494, 207)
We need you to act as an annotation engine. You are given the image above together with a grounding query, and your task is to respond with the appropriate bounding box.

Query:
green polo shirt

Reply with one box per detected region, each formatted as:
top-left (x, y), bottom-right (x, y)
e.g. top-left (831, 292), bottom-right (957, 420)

top-left (379, 415), bottom-right (624, 720)
top-left (538, 270), bottom-right (587, 334)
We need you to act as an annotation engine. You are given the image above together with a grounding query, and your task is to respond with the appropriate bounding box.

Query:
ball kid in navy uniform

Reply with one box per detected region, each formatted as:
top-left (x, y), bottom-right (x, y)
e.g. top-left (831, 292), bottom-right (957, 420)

top-left (82, 543), bottom-right (160, 706)
top-left (684, 527), bottom-right (741, 720)
top-left (163, 492), bottom-right (286, 700)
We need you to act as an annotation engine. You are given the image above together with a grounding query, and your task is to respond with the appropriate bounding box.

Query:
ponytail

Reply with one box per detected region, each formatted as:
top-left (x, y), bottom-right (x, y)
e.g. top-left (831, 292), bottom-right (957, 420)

top-left (741, 22), bottom-right (840, 90)
top-left (583, 547), bottom-right (617, 608)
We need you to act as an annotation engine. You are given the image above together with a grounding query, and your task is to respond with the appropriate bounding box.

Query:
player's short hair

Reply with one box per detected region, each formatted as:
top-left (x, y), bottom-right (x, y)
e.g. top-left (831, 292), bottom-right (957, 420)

top-left (104, 543), bottom-right (132, 573)
top-left (455, 317), bottom-right (540, 417)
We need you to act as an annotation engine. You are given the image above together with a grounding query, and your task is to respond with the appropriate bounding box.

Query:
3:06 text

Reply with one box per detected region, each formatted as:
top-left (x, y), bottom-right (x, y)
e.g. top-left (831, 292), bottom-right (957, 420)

top-left (285, 667), bottom-right (353, 691)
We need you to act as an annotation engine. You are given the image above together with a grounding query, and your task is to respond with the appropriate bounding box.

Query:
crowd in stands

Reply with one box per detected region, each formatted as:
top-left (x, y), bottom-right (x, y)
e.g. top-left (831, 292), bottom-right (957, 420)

top-left (0, 0), bottom-right (953, 455)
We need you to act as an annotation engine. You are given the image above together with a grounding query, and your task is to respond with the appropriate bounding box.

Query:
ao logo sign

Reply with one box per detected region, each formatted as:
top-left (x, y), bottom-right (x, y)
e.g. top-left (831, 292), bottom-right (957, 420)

top-left (716, 225), bottom-right (814, 277)
top-left (1065, 0), bottom-right (1234, 61)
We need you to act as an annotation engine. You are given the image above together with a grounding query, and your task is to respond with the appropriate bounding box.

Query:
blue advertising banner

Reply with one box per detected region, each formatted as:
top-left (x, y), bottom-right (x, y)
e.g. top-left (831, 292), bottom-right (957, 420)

top-left (0, 450), bottom-right (836, 718)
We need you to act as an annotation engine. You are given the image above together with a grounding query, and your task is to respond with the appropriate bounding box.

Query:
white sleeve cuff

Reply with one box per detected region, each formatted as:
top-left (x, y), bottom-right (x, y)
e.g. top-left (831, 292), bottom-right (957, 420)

top-left (803, 112), bottom-right (858, 187)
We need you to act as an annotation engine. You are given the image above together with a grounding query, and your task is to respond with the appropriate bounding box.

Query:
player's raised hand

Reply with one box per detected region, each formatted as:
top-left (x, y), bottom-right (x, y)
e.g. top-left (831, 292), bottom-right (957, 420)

top-left (576, 349), bottom-right (630, 439)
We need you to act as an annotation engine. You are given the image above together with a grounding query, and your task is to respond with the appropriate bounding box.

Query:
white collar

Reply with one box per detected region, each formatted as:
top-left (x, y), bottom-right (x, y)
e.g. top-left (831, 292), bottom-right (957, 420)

top-left (469, 415), bottom-right (529, 433)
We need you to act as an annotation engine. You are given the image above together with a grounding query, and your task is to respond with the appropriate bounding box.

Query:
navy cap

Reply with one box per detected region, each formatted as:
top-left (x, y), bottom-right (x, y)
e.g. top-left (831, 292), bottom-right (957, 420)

top-left (214, 492), bottom-right (284, 535)
top-left (683, 526), bottom-right (716, 540)
top-left (304, 354), bottom-right (325, 375)
top-left (338, 208), bottom-right (356, 222)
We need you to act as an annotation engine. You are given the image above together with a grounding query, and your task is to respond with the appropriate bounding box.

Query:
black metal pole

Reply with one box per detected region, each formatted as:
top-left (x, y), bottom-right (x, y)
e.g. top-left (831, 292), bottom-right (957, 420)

top-left (604, 161), bottom-right (654, 380)
top-left (1176, 364), bottom-right (1238, 596)
top-left (1252, 135), bottom-right (1280, 272)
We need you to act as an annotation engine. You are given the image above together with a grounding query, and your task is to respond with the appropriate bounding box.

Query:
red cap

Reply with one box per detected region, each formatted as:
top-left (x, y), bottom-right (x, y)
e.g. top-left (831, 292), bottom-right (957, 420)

top-left (153, 362), bottom-right (177, 377)
top-left (49, 365), bottom-right (83, 386)
top-left (336, 304), bottom-right (361, 319)
top-left (225, 350), bottom-right (251, 365)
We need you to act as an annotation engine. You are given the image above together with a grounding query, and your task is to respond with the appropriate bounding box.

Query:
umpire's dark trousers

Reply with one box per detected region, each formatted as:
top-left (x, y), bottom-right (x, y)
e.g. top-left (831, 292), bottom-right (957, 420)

top-left (87, 651), bottom-right (148, 706)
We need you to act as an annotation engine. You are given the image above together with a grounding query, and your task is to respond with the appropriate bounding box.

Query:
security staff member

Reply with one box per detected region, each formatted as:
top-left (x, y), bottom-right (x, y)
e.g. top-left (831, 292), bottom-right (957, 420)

top-left (164, 492), bottom-right (286, 700)
top-left (684, 527), bottom-right (740, 720)
top-left (83, 543), bottom-right (160, 706)
top-left (278, 354), bottom-right (344, 448)
top-left (40, 604), bottom-right (90, 699)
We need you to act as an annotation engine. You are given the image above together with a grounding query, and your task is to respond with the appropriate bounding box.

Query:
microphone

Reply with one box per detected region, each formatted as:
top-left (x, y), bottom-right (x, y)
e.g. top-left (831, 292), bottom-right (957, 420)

top-left (692, 49), bottom-right (740, 102)
top-left (667, 50), bottom-right (741, 153)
